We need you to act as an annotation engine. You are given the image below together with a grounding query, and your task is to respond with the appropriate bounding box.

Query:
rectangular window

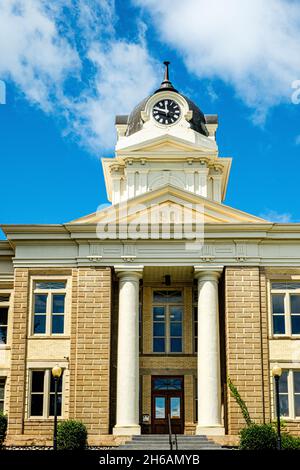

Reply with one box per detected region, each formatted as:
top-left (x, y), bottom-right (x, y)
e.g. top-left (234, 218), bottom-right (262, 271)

top-left (169, 306), bottom-right (182, 353)
top-left (34, 294), bottom-right (47, 334)
top-left (294, 371), bottom-right (300, 418)
top-left (271, 282), bottom-right (300, 336)
top-left (0, 293), bottom-right (10, 345)
top-left (30, 371), bottom-right (45, 416)
top-left (194, 308), bottom-right (198, 353)
top-left (152, 290), bottom-right (183, 353)
top-left (153, 306), bottom-right (166, 353)
top-left (291, 295), bottom-right (300, 335)
top-left (139, 289), bottom-right (143, 353)
top-left (278, 371), bottom-right (289, 417)
top-left (194, 377), bottom-right (198, 423)
top-left (49, 373), bottom-right (63, 416)
top-left (30, 370), bottom-right (63, 418)
top-left (155, 397), bottom-right (166, 419)
top-left (0, 378), bottom-right (5, 413)
top-left (193, 285), bottom-right (198, 353)
top-left (32, 281), bottom-right (66, 335)
top-left (0, 307), bottom-right (8, 344)
top-left (274, 369), bottom-right (300, 419)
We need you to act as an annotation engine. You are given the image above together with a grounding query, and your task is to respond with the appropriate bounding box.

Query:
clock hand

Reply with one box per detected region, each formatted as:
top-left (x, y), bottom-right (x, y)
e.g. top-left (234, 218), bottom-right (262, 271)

top-left (153, 106), bottom-right (168, 114)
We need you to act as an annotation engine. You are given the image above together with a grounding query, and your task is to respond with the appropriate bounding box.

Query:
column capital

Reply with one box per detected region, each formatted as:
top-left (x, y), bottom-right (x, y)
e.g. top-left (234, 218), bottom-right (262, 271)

top-left (194, 266), bottom-right (223, 281)
top-left (114, 265), bottom-right (143, 281)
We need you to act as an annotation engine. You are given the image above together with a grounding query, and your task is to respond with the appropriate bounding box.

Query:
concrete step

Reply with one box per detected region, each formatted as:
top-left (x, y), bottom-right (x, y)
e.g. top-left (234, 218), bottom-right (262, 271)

top-left (132, 435), bottom-right (210, 440)
top-left (118, 447), bottom-right (221, 450)
top-left (118, 435), bottom-right (223, 450)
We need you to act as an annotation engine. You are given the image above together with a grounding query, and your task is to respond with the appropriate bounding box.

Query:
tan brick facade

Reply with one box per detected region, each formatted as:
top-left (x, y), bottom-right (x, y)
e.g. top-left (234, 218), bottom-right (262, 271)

top-left (68, 267), bottom-right (111, 435)
top-left (3, 264), bottom-right (300, 445)
top-left (225, 267), bottom-right (270, 434)
top-left (7, 268), bottom-right (29, 438)
top-left (6, 267), bottom-right (112, 444)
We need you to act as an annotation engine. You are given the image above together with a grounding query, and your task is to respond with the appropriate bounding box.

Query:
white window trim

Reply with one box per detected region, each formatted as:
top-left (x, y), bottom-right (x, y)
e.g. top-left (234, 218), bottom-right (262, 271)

top-left (29, 276), bottom-right (71, 338)
top-left (28, 369), bottom-right (64, 419)
top-left (193, 286), bottom-right (198, 354)
top-left (0, 377), bottom-right (6, 413)
top-left (152, 289), bottom-right (184, 354)
top-left (0, 290), bottom-right (11, 348)
top-left (269, 281), bottom-right (300, 338)
top-left (272, 368), bottom-right (300, 421)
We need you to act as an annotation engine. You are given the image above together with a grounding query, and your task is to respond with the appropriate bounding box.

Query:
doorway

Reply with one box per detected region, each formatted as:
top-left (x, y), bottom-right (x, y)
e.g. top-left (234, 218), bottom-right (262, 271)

top-left (151, 376), bottom-right (184, 434)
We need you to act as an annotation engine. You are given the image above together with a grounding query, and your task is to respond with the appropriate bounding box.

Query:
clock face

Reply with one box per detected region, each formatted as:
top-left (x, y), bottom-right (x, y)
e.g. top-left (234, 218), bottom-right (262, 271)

top-left (152, 99), bottom-right (181, 125)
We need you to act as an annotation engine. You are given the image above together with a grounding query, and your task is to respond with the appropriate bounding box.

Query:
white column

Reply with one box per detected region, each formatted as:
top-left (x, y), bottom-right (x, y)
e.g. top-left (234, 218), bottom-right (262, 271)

top-left (185, 169), bottom-right (195, 193)
top-left (196, 167), bottom-right (209, 197)
top-left (212, 174), bottom-right (222, 203)
top-left (113, 267), bottom-right (143, 435)
top-left (195, 267), bottom-right (224, 435)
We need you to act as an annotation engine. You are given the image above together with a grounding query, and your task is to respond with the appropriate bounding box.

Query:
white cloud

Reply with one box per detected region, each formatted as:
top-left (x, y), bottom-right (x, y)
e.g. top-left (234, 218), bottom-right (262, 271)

top-left (260, 210), bottom-right (293, 223)
top-left (0, 0), bottom-right (79, 111)
top-left (134, 0), bottom-right (300, 121)
top-left (206, 84), bottom-right (218, 103)
top-left (0, 0), bottom-right (158, 151)
top-left (71, 40), bottom-right (158, 149)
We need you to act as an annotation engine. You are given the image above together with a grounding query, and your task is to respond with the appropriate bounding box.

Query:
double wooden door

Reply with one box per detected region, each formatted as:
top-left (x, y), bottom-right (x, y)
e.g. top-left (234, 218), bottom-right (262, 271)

top-left (151, 376), bottom-right (184, 434)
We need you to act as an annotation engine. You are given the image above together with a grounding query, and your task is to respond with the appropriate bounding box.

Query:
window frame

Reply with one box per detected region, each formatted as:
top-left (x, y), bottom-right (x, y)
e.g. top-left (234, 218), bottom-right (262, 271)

top-left (0, 377), bottom-right (6, 413)
top-left (30, 277), bottom-right (70, 337)
top-left (29, 369), bottom-right (64, 419)
top-left (270, 282), bottom-right (300, 337)
top-left (193, 285), bottom-right (198, 354)
top-left (0, 291), bottom-right (11, 347)
top-left (272, 368), bottom-right (300, 420)
top-left (152, 289), bottom-right (184, 354)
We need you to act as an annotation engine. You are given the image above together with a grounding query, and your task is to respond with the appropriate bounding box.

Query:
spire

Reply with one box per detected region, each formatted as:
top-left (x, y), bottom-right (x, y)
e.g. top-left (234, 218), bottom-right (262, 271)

top-left (154, 61), bottom-right (178, 93)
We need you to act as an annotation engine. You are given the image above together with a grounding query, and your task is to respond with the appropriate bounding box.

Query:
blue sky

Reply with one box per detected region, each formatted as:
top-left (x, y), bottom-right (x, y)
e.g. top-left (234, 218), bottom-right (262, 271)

top-left (1, 0), bottom-right (300, 240)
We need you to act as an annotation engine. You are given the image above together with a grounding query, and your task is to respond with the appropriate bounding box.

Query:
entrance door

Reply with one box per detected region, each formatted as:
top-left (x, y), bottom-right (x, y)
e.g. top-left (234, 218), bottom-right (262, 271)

top-left (151, 376), bottom-right (184, 434)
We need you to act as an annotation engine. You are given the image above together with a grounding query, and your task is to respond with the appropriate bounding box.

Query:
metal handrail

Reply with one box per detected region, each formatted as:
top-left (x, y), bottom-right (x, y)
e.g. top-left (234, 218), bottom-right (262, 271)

top-left (167, 414), bottom-right (178, 451)
top-left (168, 414), bottom-right (173, 450)
top-left (174, 432), bottom-right (178, 451)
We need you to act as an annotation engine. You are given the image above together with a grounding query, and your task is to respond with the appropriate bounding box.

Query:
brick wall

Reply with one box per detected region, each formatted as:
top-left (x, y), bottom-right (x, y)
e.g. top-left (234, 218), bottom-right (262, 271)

top-left (69, 267), bottom-right (112, 436)
top-left (225, 267), bottom-right (270, 434)
top-left (6, 269), bottom-right (29, 438)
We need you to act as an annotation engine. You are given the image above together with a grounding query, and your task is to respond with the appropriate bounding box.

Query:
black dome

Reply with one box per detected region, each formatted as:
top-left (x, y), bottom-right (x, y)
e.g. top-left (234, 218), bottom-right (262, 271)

top-left (125, 94), bottom-right (209, 137)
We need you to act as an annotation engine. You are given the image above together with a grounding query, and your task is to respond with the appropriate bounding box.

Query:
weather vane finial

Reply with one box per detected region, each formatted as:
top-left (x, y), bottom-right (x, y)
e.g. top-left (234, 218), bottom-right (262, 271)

top-left (163, 61), bottom-right (170, 82)
top-left (154, 60), bottom-right (178, 93)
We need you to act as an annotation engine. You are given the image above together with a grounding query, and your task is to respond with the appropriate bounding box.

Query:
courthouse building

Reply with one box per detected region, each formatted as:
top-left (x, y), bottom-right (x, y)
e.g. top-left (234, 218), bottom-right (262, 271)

top-left (1, 63), bottom-right (300, 445)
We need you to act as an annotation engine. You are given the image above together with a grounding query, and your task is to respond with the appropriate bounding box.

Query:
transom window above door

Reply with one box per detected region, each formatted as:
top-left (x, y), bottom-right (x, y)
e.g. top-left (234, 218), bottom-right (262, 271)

top-left (153, 377), bottom-right (183, 391)
top-left (153, 290), bottom-right (182, 303)
top-left (152, 290), bottom-right (183, 354)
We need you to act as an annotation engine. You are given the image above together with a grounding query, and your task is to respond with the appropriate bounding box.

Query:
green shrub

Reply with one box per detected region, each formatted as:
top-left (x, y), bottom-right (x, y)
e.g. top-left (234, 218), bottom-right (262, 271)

top-left (57, 420), bottom-right (87, 450)
top-left (281, 433), bottom-right (300, 450)
top-left (0, 412), bottom-right (7, 447)
top-left (239, 424), bottom-right (277, 450)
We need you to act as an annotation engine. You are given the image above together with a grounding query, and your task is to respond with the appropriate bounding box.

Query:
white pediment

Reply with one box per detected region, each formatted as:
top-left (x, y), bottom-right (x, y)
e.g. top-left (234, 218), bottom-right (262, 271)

top-left (116, 130), bottom-right (218, 156)
top-left (69, 184), bottom-right (267, 226)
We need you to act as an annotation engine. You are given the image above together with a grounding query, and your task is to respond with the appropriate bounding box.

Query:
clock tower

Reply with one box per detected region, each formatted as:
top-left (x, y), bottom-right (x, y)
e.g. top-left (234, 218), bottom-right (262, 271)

top-left (102, 61), bottom-right (232, 206)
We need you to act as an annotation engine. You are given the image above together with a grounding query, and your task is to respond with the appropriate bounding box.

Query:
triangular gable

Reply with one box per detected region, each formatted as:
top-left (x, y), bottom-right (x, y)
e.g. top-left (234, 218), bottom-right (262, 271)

top-left (68, 184), bottom-right (267, 225)
top-left (116, 133), bottom-right (216, 155)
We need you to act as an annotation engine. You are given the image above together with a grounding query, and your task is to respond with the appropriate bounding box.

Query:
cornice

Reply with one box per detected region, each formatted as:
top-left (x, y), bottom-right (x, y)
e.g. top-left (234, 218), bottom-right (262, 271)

top-left (3, 221), bottom-right (300, 245)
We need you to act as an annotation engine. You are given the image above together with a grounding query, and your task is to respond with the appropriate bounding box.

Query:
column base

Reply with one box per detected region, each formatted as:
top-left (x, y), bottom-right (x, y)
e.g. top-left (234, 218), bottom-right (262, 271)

top-left (113, 425), bottom-right (141, 436)
top-left (195, 425), bottom-right (225, 436)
